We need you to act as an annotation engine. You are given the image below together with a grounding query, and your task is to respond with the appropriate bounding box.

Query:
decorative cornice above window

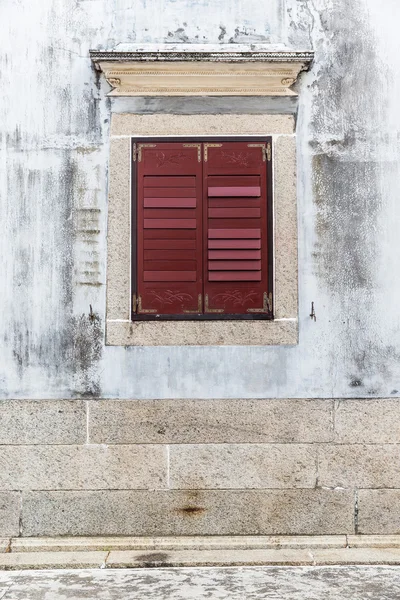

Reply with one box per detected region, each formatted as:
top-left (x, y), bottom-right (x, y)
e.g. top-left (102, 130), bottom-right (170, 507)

top-left (90, 44), bottom-right (314, 97)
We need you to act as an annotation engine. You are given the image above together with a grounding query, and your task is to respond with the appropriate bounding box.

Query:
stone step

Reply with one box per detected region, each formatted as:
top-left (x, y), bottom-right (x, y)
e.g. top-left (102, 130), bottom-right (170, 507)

top-left (9, 535), bottom-right (347, 553)
top-left (3, 546), bottom-right (400, 570)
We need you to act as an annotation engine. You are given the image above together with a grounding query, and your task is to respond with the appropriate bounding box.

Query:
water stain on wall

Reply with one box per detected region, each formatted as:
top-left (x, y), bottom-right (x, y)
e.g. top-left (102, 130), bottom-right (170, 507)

top-left (70, 311), bottom-right (102, 397)
top-left (308, 0), bottom-right (393, 391)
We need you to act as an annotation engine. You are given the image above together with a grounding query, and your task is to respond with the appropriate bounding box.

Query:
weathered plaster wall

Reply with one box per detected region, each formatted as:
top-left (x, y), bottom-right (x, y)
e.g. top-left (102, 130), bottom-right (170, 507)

top-left (1, 0), bottom-right (400, 399)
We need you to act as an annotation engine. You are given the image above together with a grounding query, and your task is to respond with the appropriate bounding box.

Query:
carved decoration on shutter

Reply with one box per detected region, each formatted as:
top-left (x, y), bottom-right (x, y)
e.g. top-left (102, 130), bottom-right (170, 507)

top-left (155, 152), bottom-right (186, 167)
top-left (212, 290), bottom-right (259, 307)
top-left (220, 150), bottom-right (255, 167)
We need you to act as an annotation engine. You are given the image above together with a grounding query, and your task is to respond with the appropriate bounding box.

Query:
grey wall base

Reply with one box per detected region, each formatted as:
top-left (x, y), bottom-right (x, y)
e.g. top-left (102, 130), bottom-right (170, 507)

top-left (0, 398), bottom-right (398, 537)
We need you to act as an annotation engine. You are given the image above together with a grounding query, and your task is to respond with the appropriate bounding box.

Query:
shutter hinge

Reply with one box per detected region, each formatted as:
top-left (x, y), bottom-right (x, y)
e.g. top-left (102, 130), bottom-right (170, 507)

top-left (136, 295), bottom-right (157, 314)
top-left (247, 291), bottom-right (272, 314)
top-left (248, 143), bottom-right (267, 162)
top-left (204, 294), bottom-right (224, 313)
top-left (204, 143), bottom-right (222, 162)
top-left (183, 143), bottom-right (202, 163)
top-left (183, 294), bottom-right (203, 313)
top-left (247, 142), bottom-right (271, 162)
top-left (135, 143), bottom-right (157, 162)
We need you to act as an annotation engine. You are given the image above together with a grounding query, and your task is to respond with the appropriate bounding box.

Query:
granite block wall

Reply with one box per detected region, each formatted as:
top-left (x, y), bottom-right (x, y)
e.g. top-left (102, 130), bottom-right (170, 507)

top-left (1, 398), bottom-right (398, 537)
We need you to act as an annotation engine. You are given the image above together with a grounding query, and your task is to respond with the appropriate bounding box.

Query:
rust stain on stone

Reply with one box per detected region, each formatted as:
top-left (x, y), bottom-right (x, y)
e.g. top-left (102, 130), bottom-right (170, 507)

top-left (178, 506), bottom-right (206, 516)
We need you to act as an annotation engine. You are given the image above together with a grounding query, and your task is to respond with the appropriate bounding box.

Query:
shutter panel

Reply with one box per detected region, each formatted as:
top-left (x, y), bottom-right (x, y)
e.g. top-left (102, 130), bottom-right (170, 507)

top-left (136, 143), bottom-right (203, 314)
top-left (203, 142), bottom-right (270, 314)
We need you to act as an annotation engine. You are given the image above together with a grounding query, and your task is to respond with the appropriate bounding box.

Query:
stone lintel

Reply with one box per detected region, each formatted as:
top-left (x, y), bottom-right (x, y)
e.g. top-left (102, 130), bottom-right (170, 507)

top-left (90, 46), bottom-right (314, 97)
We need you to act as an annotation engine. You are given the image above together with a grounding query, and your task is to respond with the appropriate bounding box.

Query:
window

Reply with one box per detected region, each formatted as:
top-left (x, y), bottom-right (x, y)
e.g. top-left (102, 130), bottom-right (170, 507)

top-left (132, 138), bottom-right (273, 320)
top-left (105, 113), bottom-right (298, 346)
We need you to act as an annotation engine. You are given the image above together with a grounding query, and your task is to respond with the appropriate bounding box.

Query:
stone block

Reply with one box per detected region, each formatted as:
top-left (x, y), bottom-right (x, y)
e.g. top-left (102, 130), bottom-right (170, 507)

top-left (89, 398), bottom-right (334, 444)
top-left (334, 399), bottom-right (400, 443)
top-left (274, 135), bottom-right (298, 319)
top-left (0, 540), bottom-right (9, 553)
top-left (105, 318), bottom-right (298, 346)
top-left (169, 444), bottom-right (316, 489)
top-left (312, 548), bottom-right (400, 565)
top-left (110, 114), bottom-right (295, 137)
top-left (0, 445), bottom-right (167, 490)
top-left (106, 548), bottom-right (314, 568)
top-left (10, 535), bottom-right (346, 552)
top-left (0, 493), bottom-right (20, 537)
top-left (112, 96), bottom-right (298, 116)
top-left (0, 551), bottom-right (107, 570)
top-left (0, 400), bottom-right (86, 444)
top-left (318, 445), bottom-right (400, 488)
top-left (267, 535), bottom-right (346, 549)
top-left (21, 489), bottom-right (353, 537)
top-left (347, 535), bottom-right (400, 548)
top-left (106, 137), bottom-right (131, 321)
top-left (358, 490), bottom-right (400, 534)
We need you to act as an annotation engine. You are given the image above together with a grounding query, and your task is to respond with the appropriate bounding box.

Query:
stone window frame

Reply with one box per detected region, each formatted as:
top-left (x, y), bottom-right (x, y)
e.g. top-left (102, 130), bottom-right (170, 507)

top-left (106, 114), bottom-right (298, 346)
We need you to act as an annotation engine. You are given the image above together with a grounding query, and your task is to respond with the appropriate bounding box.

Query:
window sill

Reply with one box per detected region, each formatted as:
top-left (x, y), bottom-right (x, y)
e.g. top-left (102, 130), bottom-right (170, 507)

top-left (105, 318), bottom-right (298, 346)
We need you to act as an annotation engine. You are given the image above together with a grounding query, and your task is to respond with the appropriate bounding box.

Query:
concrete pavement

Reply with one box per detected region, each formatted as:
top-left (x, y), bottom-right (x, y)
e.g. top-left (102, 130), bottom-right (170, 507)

top-left (1, 566), bottom-right (400, 599)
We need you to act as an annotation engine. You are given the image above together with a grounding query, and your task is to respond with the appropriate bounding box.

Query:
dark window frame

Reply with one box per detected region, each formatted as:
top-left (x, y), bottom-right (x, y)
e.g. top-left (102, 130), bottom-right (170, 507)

top-left (131, 136), bottom-right (274, 321)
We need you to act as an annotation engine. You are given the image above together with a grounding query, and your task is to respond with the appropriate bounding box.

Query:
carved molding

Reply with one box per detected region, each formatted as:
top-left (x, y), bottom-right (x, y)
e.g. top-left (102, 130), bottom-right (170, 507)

top-left (90, 47), bottom-right (314, 97)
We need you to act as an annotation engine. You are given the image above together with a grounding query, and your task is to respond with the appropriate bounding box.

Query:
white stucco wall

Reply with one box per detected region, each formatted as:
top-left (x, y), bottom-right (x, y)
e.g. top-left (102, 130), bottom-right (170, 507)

top-left (1, 0), bottom-right (400, 399)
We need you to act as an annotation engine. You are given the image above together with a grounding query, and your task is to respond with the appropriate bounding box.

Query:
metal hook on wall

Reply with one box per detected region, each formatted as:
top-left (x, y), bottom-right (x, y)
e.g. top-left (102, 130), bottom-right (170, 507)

top-left (310, 302), bottom-right (316, 322)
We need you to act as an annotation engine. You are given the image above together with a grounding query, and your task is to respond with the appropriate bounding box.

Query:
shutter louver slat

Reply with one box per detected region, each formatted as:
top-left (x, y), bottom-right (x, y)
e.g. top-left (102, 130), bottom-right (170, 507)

top-left (144, 240), bottom-right (196, 250)
top-left (208, 250), bottom-right (261, 260)
top-left (144, 219), bottom-right (197, 229)
top-left (144, 198), bottom-right (197, 208)
top-left (144, 271), bottom-right (197, 282)
top-left (208, 260), bottom-right (262, 270)
top-left (208, 186), bottom-right (261, 197)
top-left (144, 187), bottom-right (196, 197)
top-left (143, 229), bottom-right (194, 239)
top-left (208, 208), bottom-right (261, 218)
top-left (208, 239), bottom-right (261, 249)
top-left (209, 198), bottom-right (261, 208)
top-left (145, 249), bottom-right (197, 260)
top-left (208, 229), bottom-right (261, 238)
top-left (209, 272), bottom-right (262, 282)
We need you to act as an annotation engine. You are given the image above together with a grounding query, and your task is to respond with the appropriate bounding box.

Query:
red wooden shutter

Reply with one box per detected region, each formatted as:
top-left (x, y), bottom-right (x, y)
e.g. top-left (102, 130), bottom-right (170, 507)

top-left (203, 142), bottom-right (270, 314)
top-left (136, 142), bottom-right (203, 314)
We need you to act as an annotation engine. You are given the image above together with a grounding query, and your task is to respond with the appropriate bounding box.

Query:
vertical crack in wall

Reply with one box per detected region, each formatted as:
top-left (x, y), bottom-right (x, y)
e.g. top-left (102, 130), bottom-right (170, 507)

top-left (18, 491), bottom-right (23, 537)
top-left (354, 489), bottom-right (359, 534)
top-left (332, 399), bottom-right (339, 441)
top-left (315, 444), bottom-right (320, 488)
